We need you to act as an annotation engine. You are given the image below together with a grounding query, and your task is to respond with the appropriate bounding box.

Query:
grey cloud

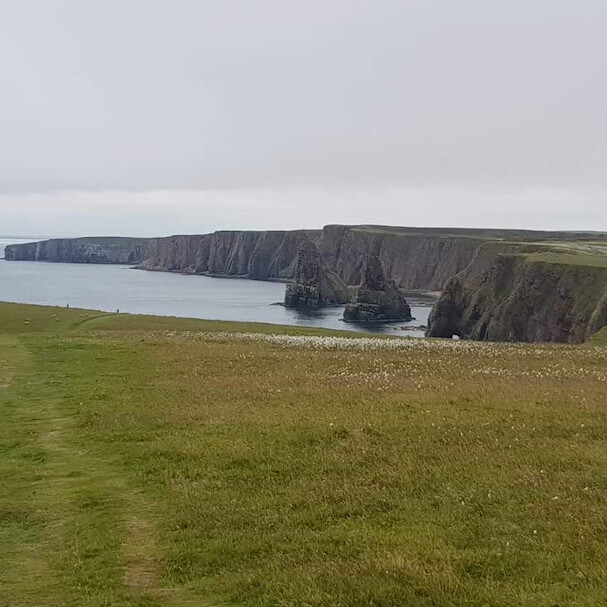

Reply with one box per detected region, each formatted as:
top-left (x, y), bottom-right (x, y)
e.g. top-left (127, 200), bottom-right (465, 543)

top-left (1, 186), bottom-right (605, 238)
top-left (0, 1), bottom-right (606, 234)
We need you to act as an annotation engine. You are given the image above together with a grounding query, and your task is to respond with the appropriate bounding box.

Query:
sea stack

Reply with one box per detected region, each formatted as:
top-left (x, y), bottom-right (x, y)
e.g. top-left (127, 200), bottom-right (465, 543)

top-left (343, 252), bottom-right (412, 322)
top-left (284, 241), bottom-right (350, 308)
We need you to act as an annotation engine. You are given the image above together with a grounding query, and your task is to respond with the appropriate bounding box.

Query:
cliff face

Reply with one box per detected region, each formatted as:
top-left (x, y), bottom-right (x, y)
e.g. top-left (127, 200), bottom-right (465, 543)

top-left (318, 226), bottom-right (483, 290)
top-left (4, 238), bottom-right (148, 264)
top-left (343, 252), bottom-right (412, 322)
top-left (138, 226), bottom-right (482, 289)
top-left (5, 227), bottom-right (485, 289)
top-left (139, 230), bottom-right (318, 280)
top-left (427, 243), bottom-right (607, 343)
top-left (283, 241), bottom-right (350, 308)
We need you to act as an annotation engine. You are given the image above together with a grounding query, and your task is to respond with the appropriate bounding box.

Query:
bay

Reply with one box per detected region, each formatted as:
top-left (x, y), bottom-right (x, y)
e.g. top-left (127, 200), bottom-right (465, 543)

top-left (0, 239), bottom-right (430, 335)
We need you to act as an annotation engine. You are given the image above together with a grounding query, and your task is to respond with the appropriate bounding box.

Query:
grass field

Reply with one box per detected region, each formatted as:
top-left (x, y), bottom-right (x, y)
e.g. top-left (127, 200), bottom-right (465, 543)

top-left (1, 302), bottom-right (607, 606)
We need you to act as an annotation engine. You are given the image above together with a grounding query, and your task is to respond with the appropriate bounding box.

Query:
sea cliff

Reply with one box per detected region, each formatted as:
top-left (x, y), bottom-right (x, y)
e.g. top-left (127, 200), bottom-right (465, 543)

top-left (427, 243), bottom-right (607, 343)
top-left (138, 226), bottom-right (484, 289)
top-left (4, 237), bottom-right (148, 264)
top-left (318, 225), bottom-right (484, 289)
top-left (139, 230), bottom-right (317, 280)
top-left (5, 226), bottom-right (607, 343)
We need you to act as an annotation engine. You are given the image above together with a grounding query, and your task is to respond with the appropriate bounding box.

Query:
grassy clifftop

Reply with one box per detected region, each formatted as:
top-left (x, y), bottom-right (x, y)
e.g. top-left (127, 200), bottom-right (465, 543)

top-left (2, 301), bottom-right (607, 606)
top-left (340, 224), bottom-right (607, 242)
top-left (590, 325), bottom-right (607, 344)
top-left (522, 251), bottom-right (607, 268)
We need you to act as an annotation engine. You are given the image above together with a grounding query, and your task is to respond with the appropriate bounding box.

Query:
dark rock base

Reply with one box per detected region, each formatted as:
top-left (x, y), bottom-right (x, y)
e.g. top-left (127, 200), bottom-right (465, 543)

top-left (343, 302), bottom-right (412, 323)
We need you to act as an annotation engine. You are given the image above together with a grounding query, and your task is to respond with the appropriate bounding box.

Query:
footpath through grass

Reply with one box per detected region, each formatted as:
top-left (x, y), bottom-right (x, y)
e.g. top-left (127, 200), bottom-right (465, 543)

top-left (1, 302), bottom-right (607, 606)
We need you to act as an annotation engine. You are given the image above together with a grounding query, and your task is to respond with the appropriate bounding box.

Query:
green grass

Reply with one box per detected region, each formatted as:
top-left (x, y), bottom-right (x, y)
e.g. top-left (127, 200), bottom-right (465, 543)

top-left (0, 301), bottom-right (374, 338)
top-left (2, 301), bottom-right (607, 606)
top-left (590, 326), bottom-right (607, 345)
top-left (522, 252), bottom-right (607, 268)
top-left (347, 225), bottom-right (607, 242)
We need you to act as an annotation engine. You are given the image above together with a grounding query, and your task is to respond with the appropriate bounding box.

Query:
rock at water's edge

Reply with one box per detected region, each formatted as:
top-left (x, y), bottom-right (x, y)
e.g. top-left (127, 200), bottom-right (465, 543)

top-left (343, 253), bottom-right (412, 322)
top-left (426, 245), bottom-right (607, 343)
top-left (284, 241), bottom-right (350, 308)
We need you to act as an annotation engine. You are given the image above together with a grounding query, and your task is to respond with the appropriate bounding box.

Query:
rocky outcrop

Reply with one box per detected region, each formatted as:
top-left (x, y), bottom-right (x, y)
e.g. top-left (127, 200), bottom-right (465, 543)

top-left (4, 237), bottom-right (148, 264)
top-left (284, 241), bottom-right (350, 308)
top-left (137, 225), bottom-right (486, 289)
top-left (318, 225), bottom-right (485, 290)
top-left (343, 252), bottom-right (412, 323)
top-left (427, 243), bottom-right (607, 343)
top-left (5, 226), bottom-right (501, 288)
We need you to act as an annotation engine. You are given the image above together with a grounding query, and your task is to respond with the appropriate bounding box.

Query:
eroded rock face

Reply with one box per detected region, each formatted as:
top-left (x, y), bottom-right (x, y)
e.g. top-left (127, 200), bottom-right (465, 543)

top-left (4, 238), bottom-right (148, 264)
top-left (138, 230), bottom-right (317, 280)
top-left (138, 226), bottom-right (484, 289)
top-left (426, 243), bottom-right (607, 343)
top-left (284, 242), bottom-right (349, 308)
top-left (343, 253), bottom-right (412, 322)
top-left (9, 226), bottom-right (487, 289)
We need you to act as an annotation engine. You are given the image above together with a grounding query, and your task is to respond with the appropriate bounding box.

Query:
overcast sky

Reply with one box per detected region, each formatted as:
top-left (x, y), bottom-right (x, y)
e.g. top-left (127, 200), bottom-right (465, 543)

top-left (1, 0), bottom-right (606, 236)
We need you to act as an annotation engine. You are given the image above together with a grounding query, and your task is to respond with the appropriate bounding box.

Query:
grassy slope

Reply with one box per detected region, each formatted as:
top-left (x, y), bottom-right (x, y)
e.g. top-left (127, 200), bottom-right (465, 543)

top-left (590, 326), bottom-right (607, 345)
top-left (1, 302), bottom-right (607, 606)
top-left (348, 225), bottom-right (607, 243)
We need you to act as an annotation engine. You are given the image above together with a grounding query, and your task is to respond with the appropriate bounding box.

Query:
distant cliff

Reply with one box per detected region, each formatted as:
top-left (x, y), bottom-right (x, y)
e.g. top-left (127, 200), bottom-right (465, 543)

top-left (4, 237), bottom-right (148, 264)
top-left (138, 226), bottom-right (485, 289)
top-left (284, 240), bottom-right (349, 307)
top-left (427, 243), bottom-right (607, 343)
top-left (139, 230), bottom-right (318, 280)
top-left (318, 225), bottom-right (484, 290)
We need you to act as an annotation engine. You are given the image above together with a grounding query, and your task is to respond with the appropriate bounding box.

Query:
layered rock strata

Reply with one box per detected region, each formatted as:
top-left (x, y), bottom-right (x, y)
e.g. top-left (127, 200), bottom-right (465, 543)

top-left (284, 241), bottom-right (350, 308)
top-left (4, 237), bottom-right (148, 264)
top-left (139, 230), bottom-right (317, 280)
top-left (137, 226), bottom-right (490, 290)
top-left (426, 243), bottom-right (607, 343)
top-left (343, 253), bottom-right (412, 322)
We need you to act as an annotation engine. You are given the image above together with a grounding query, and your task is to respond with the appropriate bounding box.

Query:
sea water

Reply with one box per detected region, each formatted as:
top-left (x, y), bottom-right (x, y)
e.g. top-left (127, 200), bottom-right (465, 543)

top-left (0, 239), bottom-right (430, 335)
